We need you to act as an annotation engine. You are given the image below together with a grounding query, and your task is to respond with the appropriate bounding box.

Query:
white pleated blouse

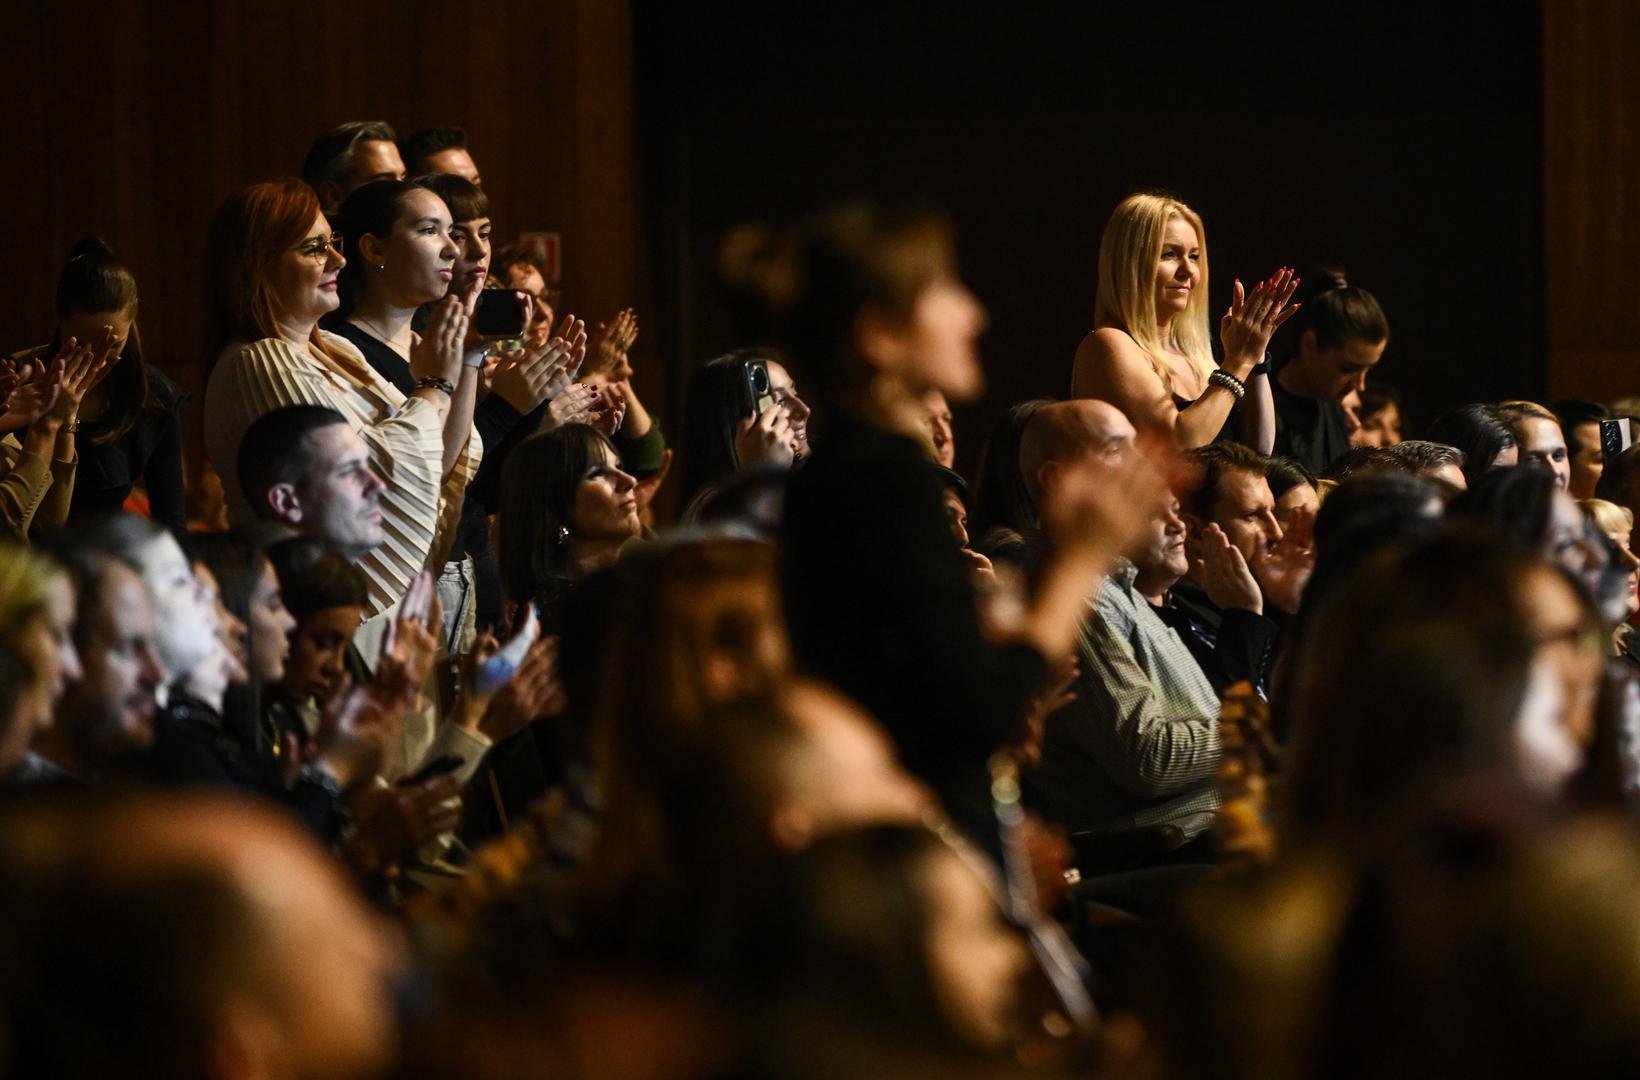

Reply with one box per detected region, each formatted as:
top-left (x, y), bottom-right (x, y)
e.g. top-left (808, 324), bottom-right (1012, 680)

top-left (203, 331), bottom-right (481, 619)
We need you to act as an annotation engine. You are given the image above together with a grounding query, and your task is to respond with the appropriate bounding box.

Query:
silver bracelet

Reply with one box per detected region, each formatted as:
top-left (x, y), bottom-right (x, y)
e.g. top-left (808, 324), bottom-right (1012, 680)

top-left (1208, 369), bottom-right (1246, 401)
top-left (416, 375), bottom-right (455, 396)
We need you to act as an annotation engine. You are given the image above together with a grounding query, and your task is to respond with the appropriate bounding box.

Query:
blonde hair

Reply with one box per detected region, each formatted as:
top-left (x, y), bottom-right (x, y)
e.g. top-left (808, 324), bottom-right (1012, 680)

top-left (1095, 193), bottom-right (1215, 395)
top-left (1580, 498), bottom-right (1634, 537)
top-left (0, 542), bottom-right (59, 642)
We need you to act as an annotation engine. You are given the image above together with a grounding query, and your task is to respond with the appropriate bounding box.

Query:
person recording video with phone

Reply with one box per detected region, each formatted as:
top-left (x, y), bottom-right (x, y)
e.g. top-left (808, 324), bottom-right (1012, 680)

top-left (680, 348), bottom-right (812, 519)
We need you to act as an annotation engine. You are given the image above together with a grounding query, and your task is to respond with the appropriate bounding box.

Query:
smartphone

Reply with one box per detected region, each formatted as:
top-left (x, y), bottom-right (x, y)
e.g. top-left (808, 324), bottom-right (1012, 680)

top-left (1601, 417), bottom-right (1635, 463)
top-left (400, 753), bottom-right (464, 786)
top-left (473, 288), bottom-right (525, 338)
top-left (741, 358), bottom-right (775, 418)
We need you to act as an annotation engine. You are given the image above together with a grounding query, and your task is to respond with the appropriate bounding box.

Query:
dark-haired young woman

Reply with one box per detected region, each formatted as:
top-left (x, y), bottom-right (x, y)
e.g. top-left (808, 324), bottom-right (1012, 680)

top-left (679, 348), bottom-right (810, 516)
top-left (8, 239), bottom-right (188, 529)
top-left (1269, 266), bottom-right (1390, 475)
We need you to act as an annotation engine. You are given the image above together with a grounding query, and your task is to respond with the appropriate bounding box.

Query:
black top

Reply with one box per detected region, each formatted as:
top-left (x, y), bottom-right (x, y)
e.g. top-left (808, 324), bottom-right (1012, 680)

top-left (69, 367), bottom-right (188, 531)
top-left (781, 417), bottom-right (1047, 854)
top-left (1154, 582), bottom-right (1281, 697)
top-left (1271, 378), bottom-right (1352, 475)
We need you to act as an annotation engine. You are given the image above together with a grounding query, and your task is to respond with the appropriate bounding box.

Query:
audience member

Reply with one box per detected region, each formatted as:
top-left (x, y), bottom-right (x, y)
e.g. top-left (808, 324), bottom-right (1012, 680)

top-left (921, 387), bottom-right (956, 468)
top-left (1383, 438), bottom-right (1468, 490)
top-left (733, 200), bottom-right (1159, 857)
top-left (203, 179), bottom-right (467, 619)
top-left (1553, 398), bottom-right (1611, 499)
top-left (496, 424), bottom-right (643, 627)
top-left (1427, 402), bottom-right (1520, 486)
top-left (6, 239), bottom-right (180, 529)
top-left (1264, 455), bottom-right (1319, 530)
top-left (968, 397), bottom-right (1053, 566)
top-left (680, 349), bottom-right (809, 516)
top-left (1498, 399), bottom-right (1572, 490)
top-left (1072, 192), bottom-right (1293, 450)
top-left (0, 543), bottom-right (80, 782)
top-left (302, 119), bottom-right (406, 212)
top-left (1355, 380), bottom-right (1405, 447)
top-left (1019, 401), bottom-right (1222, 845)
top-left (1268, 266), bottom-right (1390, 475)
top-left (401, 125), bottom-right (483, 185)
top-left (1169, 441), bottom-right (1305, 694)
top-left (34, 544), bottom-right (165, 780)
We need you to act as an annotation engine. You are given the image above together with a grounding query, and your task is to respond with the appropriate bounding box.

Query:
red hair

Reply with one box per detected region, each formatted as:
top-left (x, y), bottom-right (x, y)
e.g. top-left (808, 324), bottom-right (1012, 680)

top-left (205, 179), bottom-right (341, 366)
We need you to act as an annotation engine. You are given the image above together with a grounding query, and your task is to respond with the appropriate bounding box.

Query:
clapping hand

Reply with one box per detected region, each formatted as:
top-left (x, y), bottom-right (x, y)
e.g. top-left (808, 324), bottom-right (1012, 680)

top-left (1250, 506), bottom-right (1315, 615)
top-left (411, 291), bottom-right (473, 387)
top-left (1195, 523), bottom-right (1264, 614)
top-left (50, 326), bottom-right (122, 425)
top-left (491, 314), bottom-right (587, 414)
top-left (587, 308), bottom-right (638, 382)
top-left (1220, 268), bottom-right (1301, 378)
top-left (0, 353), bottom-right (63, 433)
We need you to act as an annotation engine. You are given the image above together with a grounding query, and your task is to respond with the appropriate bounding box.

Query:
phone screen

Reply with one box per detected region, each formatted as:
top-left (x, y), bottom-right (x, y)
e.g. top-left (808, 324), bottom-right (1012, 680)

top-left (473, 289), bottom-right (525, 338)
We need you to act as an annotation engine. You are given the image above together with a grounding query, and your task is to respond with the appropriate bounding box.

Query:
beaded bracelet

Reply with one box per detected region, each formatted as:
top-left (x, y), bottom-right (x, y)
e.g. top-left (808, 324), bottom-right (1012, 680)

top-left (1208, 369), bottom-right (1246, 400)
top-left (416, 375), bottom-right (456, 396)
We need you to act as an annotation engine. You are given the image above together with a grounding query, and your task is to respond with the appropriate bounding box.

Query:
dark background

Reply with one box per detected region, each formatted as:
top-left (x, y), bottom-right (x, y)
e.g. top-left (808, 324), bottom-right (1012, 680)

top-left (634, 3), bottom-right (1545, 479)
top-left (7, 0), bottom-right (1619, 503)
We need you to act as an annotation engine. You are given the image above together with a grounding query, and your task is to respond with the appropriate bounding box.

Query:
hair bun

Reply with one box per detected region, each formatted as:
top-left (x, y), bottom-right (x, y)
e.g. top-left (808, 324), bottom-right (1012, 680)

top-left (67, 236), bottom-right (116, 263)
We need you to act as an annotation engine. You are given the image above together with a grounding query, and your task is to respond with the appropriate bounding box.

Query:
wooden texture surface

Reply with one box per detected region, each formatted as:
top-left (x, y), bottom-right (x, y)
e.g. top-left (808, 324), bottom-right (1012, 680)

top-left (2, 0), bottom-right (639, 484)
top-left (1545, 0), bottom-right (1640, 402)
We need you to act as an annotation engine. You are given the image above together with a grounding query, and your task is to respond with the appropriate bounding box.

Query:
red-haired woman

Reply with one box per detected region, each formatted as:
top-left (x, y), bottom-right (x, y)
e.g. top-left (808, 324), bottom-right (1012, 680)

top-left (202, 179), bottom-right (477, 623)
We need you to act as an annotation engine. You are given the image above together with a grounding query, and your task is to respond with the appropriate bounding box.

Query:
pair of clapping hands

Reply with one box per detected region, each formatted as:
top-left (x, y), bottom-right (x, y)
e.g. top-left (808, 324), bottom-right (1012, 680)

top-left (488, 304), bottom-right (641, 437)
top-left (1192, 511), bottom-right (1316, 617)
top-left (0, 326), bottom-right (122, 434)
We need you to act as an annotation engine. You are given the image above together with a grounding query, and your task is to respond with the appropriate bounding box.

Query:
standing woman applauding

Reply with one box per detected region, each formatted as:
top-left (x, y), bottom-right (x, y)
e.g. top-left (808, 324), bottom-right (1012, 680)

top-left (1072, 192), bottom-right (1296, 451)
top-left (202, 178), bottom-right (472, 621)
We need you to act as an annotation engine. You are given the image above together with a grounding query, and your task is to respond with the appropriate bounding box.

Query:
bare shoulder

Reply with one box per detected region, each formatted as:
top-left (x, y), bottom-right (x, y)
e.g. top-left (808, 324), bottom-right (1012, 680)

top-left (1072, 327), bottom-right (1163, 397)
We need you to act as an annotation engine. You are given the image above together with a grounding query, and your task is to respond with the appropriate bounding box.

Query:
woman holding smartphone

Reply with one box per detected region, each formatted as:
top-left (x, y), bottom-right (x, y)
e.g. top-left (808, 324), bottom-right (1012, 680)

top-left (679, 349), bottom-right (811, 515)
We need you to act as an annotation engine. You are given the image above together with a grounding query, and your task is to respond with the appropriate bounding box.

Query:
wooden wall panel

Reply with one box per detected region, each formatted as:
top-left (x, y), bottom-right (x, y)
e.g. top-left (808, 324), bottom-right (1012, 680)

top-left (0, 0), bottom-right (640, 486)
top-left (1545, 1), bottom-right (1640, 401)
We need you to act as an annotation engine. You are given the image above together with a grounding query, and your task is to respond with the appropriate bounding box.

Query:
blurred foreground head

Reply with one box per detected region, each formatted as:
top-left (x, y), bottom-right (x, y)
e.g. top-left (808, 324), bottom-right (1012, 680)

top-left (0, 789), bottom-right (401, 1080)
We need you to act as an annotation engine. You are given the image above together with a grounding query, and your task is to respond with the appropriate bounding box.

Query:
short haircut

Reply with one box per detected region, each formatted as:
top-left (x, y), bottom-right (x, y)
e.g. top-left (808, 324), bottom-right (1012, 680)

top-left (1184, 441), bottom-right (1268, 519)
top-left (400, 126), bottom-right (468, 176)
top-left (263, 538), bottom-right (367, 625)
top-left (1265, 455), bottom-right (1317, 500)
top-left (1385, 440), bottom-right (1466, 475)
top-left (236, 405), bottom-right (351, 517)
top-left (1324, 445), bottom-right (1398, 482)
top-left (301, 120), bottom-right (398, 192)
top-left (1426, 404), bottom-right (1518, 486)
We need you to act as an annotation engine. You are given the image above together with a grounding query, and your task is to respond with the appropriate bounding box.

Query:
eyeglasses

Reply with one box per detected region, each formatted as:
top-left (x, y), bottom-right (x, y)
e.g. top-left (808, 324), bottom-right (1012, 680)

top-left (294, 233), bottom-right (344, 262)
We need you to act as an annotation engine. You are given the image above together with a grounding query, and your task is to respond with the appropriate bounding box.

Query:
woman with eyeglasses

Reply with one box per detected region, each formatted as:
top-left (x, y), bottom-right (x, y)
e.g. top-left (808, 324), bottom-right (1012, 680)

top-left (202, 178), bottom-right (472, 621)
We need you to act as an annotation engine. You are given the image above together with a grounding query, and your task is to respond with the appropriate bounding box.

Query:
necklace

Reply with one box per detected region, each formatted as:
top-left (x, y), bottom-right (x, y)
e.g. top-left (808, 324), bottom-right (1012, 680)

top-left (351, 312), bottom-right (411, 350)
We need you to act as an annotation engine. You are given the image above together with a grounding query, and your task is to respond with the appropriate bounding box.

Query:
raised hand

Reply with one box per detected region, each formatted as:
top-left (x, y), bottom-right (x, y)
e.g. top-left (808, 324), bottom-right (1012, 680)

top-left (588, 382), bottom-right (627, 437)
top-left (734, 401), bottom-right (797, 470)
top-left (538, 382), bottom-right (604, 434)
top-left (1195, 523), bottom-right (1263, 614)
top-left (1219, 268), bottom-right (1301, 378)
top-left (587, 308), bottom-right (638, 381)
top-left (342, 774), bottom-right (463, 877)
top-left (50, 326), bottom-right (121, 423)
top-left (1250, 505), bottom-right (1315, 615)
top-left (410, 294), bottom-right (470, 387)
top-left (0, 352), bottom-right (64, 433)
top-left (477, 636), bottom-right (566, 741)
top-left (311, 676), bottom-right (396, 790)
top-left (491, 321), bottom-right (586, 413)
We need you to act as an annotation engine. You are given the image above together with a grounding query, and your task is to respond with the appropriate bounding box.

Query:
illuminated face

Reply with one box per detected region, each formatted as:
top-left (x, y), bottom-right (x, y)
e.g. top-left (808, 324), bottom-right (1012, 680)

top-left (366, 189), bottom-right (457, 307)
top-left (1516, 416), bottom-right (1570, 490)
top-left (1208, 468), bottom-right (1284, 563)
top-left (131, 533), bottom-right (219, 682)
top-left (1154, 215), bottom-right (1201, 320)
top-left (448, 215), bottom-right (492, 295)
top-left (281, 605), bottom-right (362, 705)
top-left (570, 443), bottom-right (641, 542)
top-left (291, 425), bottom-right (386, 560)
top-left (424, 146), bottom-right (481, 187)
top-left (270, 212), bottom-right (346, 331)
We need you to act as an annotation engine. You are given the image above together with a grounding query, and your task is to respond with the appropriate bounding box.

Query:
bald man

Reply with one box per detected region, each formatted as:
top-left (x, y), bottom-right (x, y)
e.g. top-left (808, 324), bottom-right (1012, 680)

top-left (1017, 401), bottom-right (1223, 847)
top-left (0, 790), bottom-right (402, 1079)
